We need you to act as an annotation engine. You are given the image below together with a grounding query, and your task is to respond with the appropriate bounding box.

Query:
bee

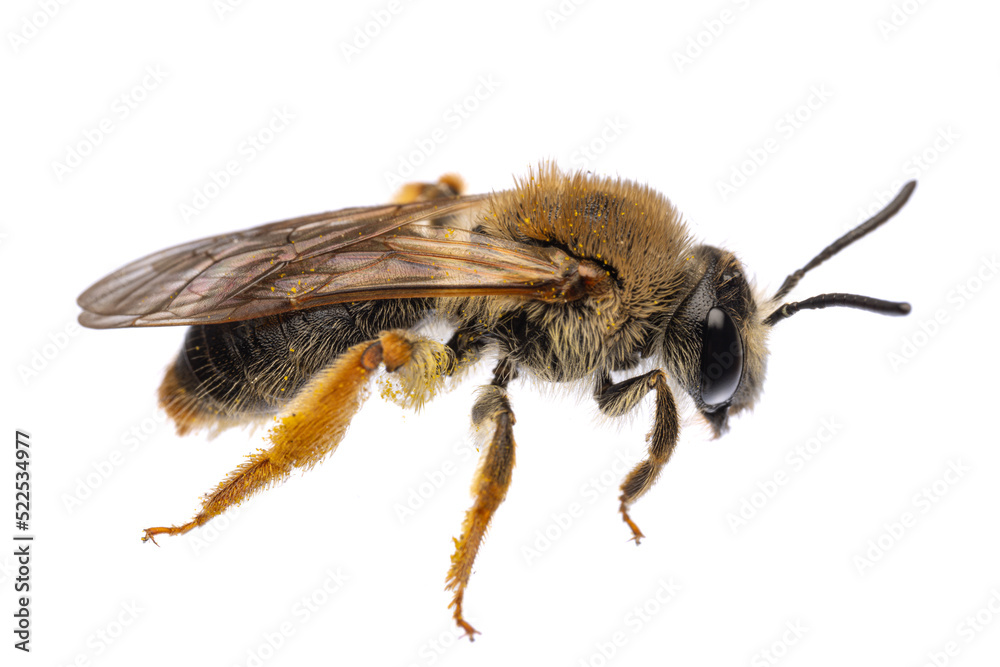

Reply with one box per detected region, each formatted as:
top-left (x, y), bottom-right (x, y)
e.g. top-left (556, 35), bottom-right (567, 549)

top-left (78, 164), bottom-right (915, 639)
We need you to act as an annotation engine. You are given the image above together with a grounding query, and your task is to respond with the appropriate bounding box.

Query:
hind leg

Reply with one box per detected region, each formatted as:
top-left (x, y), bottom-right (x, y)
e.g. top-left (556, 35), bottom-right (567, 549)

top-left (143, 330), bottom-right (454, 543)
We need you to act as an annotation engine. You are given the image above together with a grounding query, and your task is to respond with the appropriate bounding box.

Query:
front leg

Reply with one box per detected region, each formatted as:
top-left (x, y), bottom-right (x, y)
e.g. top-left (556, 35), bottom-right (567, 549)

top-left (594, 370), bottom-right (680, 544)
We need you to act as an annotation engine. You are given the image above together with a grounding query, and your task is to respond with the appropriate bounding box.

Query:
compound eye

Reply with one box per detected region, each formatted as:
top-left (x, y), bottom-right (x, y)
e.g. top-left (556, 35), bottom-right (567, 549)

top-left (700, 307), bottom-right (744, 407)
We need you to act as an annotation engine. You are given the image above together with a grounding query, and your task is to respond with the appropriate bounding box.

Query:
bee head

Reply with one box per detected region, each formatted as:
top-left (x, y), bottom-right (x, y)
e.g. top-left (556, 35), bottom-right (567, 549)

top-left (664, 181), bottom-right (916, 438)
top-left (663, 245), bottom-right (766, 438)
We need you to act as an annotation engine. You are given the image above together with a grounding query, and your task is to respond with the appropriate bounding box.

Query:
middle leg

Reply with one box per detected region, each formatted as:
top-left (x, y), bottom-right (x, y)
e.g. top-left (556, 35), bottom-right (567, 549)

top-left (445, 359), bottom-right (517, 641)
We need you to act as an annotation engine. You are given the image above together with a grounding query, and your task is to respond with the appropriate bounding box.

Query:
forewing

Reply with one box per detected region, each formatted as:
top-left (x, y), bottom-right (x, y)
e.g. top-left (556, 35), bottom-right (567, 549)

top-left (78, 195), bottom-right (599, 328)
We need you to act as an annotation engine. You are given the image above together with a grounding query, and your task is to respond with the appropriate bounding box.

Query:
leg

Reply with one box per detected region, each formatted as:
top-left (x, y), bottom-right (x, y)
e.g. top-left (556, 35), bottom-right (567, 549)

top-left (392, 174), bottom-right (467, 231)
top-left (142, 330), bottom-right (454, 543)
top-left (391, 173), bottom-right (465, 204)
top-left (594, 369), bottom-right (679, 544)
top-left (445, 359), bottom-right (517, 641)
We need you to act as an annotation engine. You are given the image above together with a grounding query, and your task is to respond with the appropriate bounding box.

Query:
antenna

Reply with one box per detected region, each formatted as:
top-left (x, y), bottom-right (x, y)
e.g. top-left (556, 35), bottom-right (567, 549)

top-left (764, 293), bottom-right (910, 326)
top-left (770, 181), bottom-right (916, 302)
top-left (765, 181), bottom-right (915, 327)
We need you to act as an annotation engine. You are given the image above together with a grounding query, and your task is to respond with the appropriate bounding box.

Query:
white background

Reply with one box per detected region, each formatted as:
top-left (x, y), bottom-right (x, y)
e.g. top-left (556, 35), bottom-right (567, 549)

top-left (3, 1), bottom-right (999, 666)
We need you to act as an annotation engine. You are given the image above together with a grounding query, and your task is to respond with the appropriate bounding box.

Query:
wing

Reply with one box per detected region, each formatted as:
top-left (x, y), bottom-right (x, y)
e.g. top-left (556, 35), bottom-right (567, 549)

top-left (78, 194), bottom-right (608, 328)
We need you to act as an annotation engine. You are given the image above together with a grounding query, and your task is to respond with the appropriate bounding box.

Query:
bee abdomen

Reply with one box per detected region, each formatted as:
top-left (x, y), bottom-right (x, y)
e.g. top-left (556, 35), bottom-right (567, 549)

top-left (160, 300), bottom-right (429, 435)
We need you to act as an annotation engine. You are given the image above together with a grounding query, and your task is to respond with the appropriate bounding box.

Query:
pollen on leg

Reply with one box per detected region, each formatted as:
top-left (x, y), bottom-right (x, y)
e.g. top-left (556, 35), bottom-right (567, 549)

top-left (141, 338), bottom-right (384, 545)
top-left (142, 329), bottom-right (458, 544)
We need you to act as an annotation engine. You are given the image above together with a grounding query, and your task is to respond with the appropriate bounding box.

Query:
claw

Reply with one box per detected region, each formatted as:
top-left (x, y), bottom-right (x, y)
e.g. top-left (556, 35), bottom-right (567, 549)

top-left (449, 592), bottom-right (481, 642)
top-left (141, 522), bottom-right (197, 544)
top-left (619, 499), bottom-right (645, 545)
top-left (456, 618), bottom-right (480, 642)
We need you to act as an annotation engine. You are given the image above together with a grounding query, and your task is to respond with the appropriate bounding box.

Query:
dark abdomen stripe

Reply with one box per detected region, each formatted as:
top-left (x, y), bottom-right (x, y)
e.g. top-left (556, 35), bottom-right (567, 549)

top-left (169, 300), bottom-right (430, 418)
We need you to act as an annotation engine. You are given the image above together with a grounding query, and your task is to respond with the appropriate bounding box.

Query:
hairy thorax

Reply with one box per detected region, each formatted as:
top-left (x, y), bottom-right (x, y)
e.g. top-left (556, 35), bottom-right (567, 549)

top-left (460, 166), bottom-right (693, 383)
